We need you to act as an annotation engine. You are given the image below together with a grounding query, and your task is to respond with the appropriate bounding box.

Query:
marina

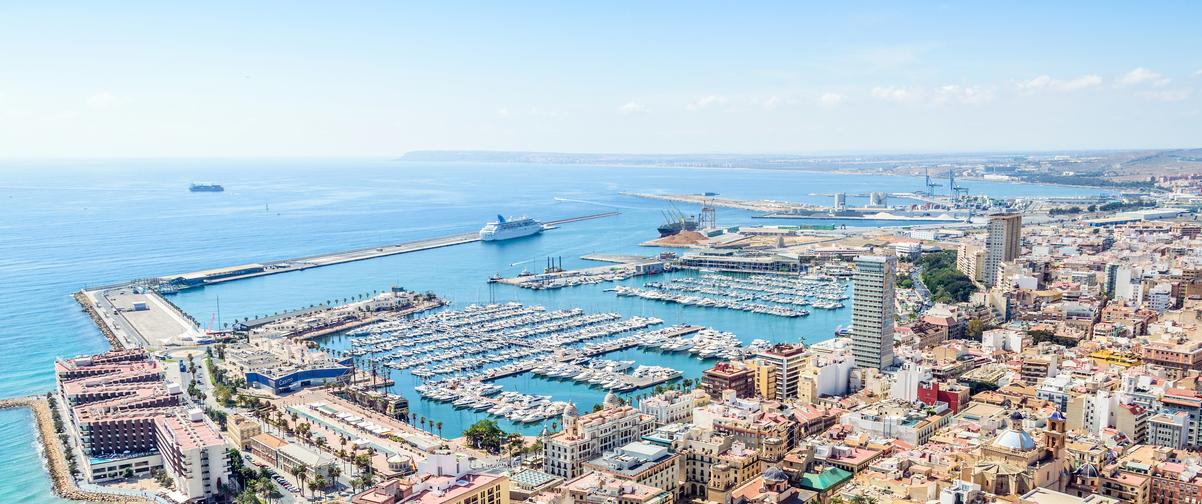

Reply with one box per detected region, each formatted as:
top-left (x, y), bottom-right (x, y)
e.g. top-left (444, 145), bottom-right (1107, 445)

top-left (338, 302), bottom-right (709, 424)
top-left (605, 272), bottom-right (850, 317)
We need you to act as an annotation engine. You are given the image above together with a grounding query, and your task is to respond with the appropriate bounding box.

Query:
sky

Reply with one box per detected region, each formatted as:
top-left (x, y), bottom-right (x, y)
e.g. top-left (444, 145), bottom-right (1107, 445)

top-left (1, 1), bottom-right (1200, 158)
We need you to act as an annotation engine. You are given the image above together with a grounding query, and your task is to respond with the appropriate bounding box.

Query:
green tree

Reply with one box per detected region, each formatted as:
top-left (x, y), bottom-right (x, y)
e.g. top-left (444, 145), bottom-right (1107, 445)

top-left (967, 319), bottom-right (984, 340)
top-left (463, 419), bottom-right (506, 454)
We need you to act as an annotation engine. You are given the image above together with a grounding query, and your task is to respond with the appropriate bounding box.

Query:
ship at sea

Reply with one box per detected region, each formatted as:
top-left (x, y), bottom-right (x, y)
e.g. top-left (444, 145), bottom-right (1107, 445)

top-left (189, 183), bottom-right (224, 192)
top-left (657, 207), bottom-right (699, 237)
top-left (479, 215), bottom-right (544, 241)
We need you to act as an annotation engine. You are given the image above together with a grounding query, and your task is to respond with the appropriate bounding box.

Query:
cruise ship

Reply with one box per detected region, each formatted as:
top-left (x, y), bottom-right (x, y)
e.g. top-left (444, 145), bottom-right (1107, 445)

top-left (479, 215), bottom-right (544, 241)
top-left (189, 183), bottom-right (224, 192)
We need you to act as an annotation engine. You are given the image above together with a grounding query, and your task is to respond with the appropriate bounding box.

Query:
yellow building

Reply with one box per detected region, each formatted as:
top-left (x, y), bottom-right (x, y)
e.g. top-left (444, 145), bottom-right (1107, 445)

top-left (227, 414), bottom-right (261, 451)
top-left (1089, 349), bottom-right (1141, 368)
top-left (749, 360), bottom-right (777, 399)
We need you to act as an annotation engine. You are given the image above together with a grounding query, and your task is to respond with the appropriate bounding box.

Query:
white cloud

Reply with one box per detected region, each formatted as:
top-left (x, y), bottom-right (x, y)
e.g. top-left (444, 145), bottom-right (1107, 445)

top-left (496, 107), bottom-right (511, 117)
top-left (1118, 67), bottom-right (1169, 87)
top-left (1139, 89), bottom-right (1191, 102)
top-left (618, 101), bottom-right (646, 115)
top-left (871, 86), bottom-right (919, 104)
top-left (816, 92), bottom-right (844, 108)
top-left (761, 96), bottom-right (782, 111)
top-left (1016, 74), bottom-right (1102, 93)
top-left (934, 85), bottom-right (994, 105)
top-left (686, 95), bottom-right (727, 111)
top-left (86, 91), bottom-right (118, 109)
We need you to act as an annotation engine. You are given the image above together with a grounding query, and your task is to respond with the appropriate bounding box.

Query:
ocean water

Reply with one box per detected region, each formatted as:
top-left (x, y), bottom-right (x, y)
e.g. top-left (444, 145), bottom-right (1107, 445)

top-left (0, 159), bottom-right (1106, 502)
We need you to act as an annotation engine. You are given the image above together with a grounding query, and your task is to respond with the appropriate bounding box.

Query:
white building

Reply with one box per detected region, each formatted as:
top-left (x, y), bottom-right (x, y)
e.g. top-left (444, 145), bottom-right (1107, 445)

top-left (637, 389), bottom-right (708, 426)
top-left (543, 404), bottom-right (656, 479)
top-left (1149, 283), bottom-right (1174, 313)
top-left (154, 409), bottom-right (231, 502)
top-left (981, 328), bottom-right (1025, 353)
top-left (890, 364), bottom-right (932, 403)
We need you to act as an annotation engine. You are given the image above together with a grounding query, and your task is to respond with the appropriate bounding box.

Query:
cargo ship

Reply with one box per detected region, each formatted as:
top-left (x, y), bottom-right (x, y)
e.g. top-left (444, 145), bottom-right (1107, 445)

top-left (189, 183), bottom-right (224, 192)
top-left (658, 208), bottom-right (699, 237)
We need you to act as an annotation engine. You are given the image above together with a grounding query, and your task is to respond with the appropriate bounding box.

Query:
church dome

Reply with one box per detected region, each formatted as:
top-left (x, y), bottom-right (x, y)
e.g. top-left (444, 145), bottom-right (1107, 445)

top-left (993, 428), bottom-right (1037, 451)
top-left (1050, 410), bottom-right (1066, 422)
top-left (1075, 463), bottom-right (1100, 478)
top-left (563, 402), bottom-right (578, 417)
top-left (764, 466), bottom-right (788, 482)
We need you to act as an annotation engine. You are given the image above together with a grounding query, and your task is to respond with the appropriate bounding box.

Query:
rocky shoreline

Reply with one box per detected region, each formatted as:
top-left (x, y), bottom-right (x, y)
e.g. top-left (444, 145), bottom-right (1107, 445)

top-left (0, 396), bottom-right (154, 503)
top-left (73, 290), bottom-right (126, 350)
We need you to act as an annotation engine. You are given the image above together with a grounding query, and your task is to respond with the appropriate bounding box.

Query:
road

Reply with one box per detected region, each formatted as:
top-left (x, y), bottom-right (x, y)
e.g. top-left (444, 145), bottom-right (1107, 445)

top-left (911, 266), bottom-right (933, 308)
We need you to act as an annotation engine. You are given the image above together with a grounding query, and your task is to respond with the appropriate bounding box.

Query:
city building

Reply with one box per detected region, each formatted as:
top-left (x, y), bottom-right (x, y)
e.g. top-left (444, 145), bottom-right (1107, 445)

top-left (958, 243), bottom-right (987, 283)
top-left (985, 212), bottom-right (1022, 287)
top-left (221, 337), bottom-right (352, 394)
top-left (702, 361), bottom-right (756, 399)
top-left (851, 255), bottom-right (896, 370)
top-left (53, 349), bottom-right (231, 502)
top-left (154, 409), bottom-right (231, 501)
top-left (638, 389), bottom-right (708, 426)
top-left (560, 471), bottom-right (672, 504)
top-left (227, 413), bottom-right (261, 451)
top-left (583, 442), bottom-right (681, 494)
top-left (752, 344), bottom-right (808, 400)
top-left (352, 451), bottom-right (509, 504)
top-left (543, 404), bottom-right (656, 479)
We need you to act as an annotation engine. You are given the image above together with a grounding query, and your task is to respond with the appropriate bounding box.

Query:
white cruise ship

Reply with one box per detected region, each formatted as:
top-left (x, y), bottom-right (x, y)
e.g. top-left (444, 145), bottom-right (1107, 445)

top-left (479, 215), bottom-right (544, 241)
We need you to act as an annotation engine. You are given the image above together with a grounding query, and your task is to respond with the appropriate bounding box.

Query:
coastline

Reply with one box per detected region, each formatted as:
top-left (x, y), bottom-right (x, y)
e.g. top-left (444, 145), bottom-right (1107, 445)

top-left (0, 397), bottom-right (154, 503)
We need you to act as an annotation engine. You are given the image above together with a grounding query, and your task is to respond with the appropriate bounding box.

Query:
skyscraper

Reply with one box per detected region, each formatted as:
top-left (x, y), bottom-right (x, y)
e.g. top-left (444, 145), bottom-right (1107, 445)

top-left (851, 255), bottom-right (895, 370)
top-left (984, 212), bottom-right (1022, 287)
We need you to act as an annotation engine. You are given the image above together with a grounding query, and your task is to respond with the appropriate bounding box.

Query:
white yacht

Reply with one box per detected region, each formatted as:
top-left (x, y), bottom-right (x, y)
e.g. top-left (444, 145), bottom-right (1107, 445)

top-left (479, 215), bottom-right (544, 241)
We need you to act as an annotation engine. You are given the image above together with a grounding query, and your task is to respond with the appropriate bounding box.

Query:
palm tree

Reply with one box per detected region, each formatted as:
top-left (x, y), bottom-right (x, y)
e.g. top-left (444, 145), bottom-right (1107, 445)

top-left (420, 416), bottom-right (427, 432)
top-left (315, 436), bottom-right (327, 452)
top-left (327, 463), bottom-right (341, 491)
top-left (297, 467), bottom-right (310, 497)
top-left (308, 476), bottom-right (325, 499)
top-left (436, 421), bottom-right (443, 438)
top-left (290, 464), bottom-right (307, 491)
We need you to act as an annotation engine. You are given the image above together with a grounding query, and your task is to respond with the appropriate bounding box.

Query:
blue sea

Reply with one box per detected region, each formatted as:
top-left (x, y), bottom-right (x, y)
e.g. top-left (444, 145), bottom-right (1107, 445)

top-left (0, 159), bottom-right (1106, 502)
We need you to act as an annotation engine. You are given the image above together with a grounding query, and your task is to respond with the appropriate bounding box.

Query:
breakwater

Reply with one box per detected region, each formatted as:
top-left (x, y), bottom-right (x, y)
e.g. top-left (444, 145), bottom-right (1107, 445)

top-left (73, 291), bottom-right (124, 350)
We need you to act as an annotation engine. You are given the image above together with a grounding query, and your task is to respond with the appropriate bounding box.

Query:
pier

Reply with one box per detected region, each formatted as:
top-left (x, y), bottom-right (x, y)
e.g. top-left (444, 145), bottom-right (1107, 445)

top-left (159, 211), bottom-right (621, 290)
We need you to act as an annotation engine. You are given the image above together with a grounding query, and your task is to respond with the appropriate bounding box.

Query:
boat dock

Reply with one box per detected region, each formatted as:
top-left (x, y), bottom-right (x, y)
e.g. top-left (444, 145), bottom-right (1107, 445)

top-left (580, 253), bottom-right (661, 264)
top-left (159, 211), bottom-right (621, 290)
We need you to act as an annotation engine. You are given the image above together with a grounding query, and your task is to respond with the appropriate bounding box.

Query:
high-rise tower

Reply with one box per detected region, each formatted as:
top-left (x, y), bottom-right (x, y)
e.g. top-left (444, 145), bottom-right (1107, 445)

top-left (851, 255), bottom-right (896, 370)
top-left (984, 212), bottom-right (1022, 287)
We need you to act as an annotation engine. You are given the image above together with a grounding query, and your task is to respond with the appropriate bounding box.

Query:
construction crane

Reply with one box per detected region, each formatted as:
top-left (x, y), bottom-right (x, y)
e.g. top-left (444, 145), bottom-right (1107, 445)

top-left (924, 167), bottom-right (942, 196)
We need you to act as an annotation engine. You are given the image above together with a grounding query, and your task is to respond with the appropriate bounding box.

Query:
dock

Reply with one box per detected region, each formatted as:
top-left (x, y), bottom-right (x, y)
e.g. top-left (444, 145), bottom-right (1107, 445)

top-left (479, 325), bottom-right (704, 382)
top-left (159, 211), bottom-right (621, 290)
top-left (580, 253), bottom-right (661, 264)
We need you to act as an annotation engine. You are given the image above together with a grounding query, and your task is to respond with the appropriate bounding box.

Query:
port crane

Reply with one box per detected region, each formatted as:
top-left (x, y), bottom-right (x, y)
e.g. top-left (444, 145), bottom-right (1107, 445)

top-left (949, 170), bottom-right (968, 197)
top-left (923, 167), bottom-right (942, 196)
top-left (699, 198), bottom-right (717, 229)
